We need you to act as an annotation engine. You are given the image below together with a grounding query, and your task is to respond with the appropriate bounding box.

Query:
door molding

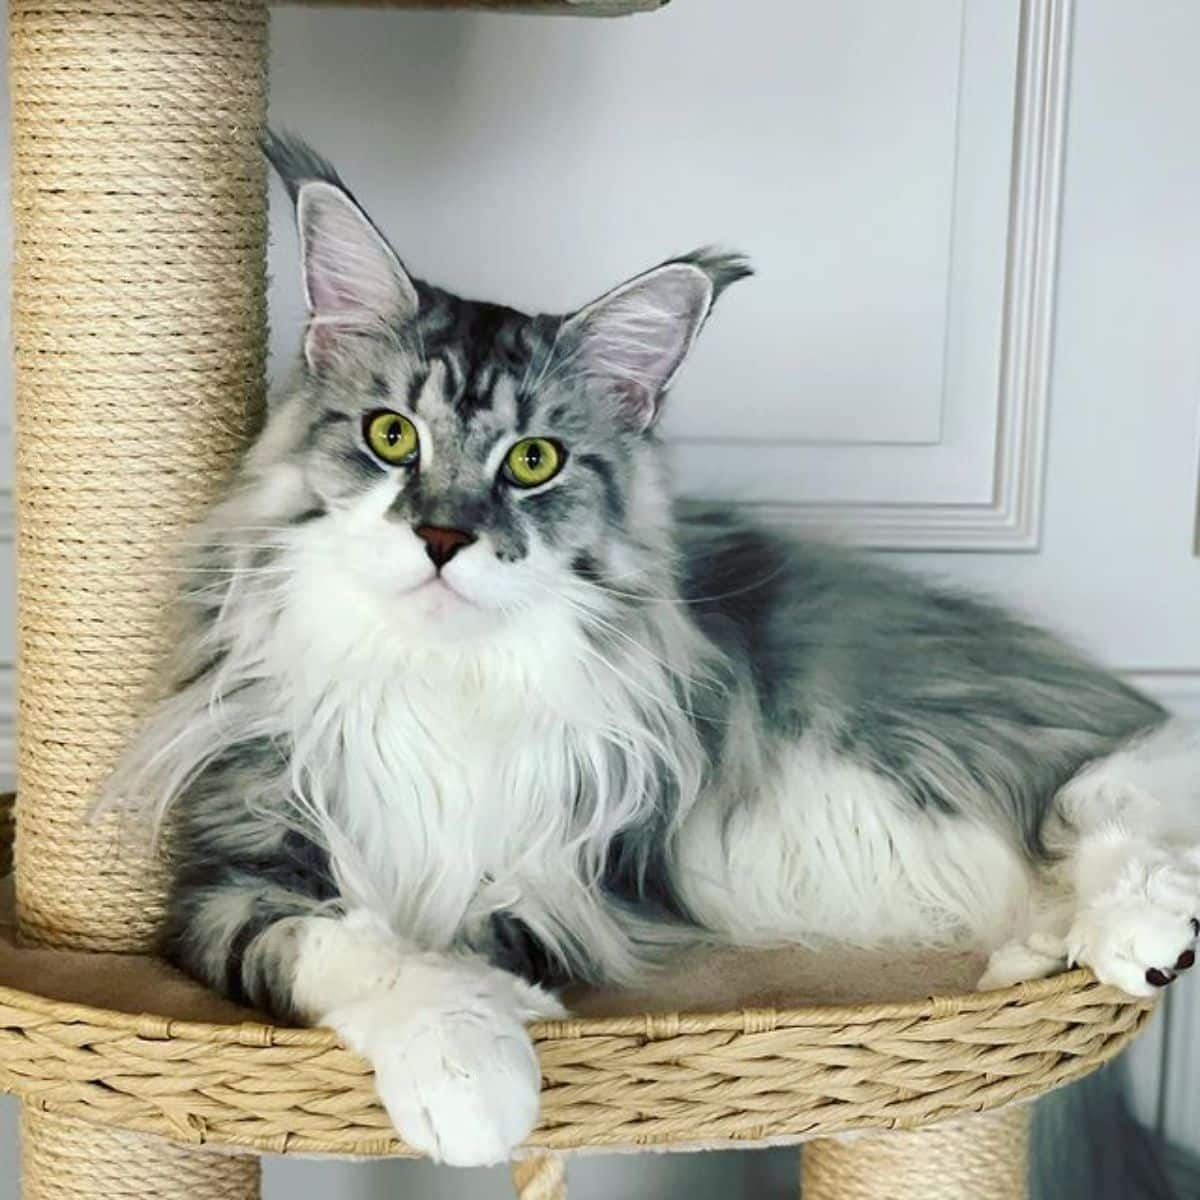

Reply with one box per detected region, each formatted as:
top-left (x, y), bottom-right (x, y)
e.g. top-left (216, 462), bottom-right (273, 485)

top-left (747, 0), bottom-right (1071, 551)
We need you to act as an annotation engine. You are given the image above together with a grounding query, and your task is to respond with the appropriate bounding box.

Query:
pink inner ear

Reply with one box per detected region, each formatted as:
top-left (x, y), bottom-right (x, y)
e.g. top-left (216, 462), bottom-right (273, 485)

top-left (574, 263), bottom-right (714, 430)
top-left (297, 181), bottom-right (417, 359)
top-left (304, 322), bottom-right (346, 370)
top-left (603, 372), bottom-right (658, 429)
top-left (305, 230), bottom-right (366, 316)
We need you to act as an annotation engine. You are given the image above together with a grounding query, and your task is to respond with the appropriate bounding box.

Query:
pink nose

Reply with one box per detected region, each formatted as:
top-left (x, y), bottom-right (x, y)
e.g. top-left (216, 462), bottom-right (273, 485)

top-left (415, 525), bottom-right (476, 569)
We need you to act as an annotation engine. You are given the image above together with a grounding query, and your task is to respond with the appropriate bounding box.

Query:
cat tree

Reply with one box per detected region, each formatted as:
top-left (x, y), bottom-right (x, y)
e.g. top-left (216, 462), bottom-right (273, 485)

top-left (0, 2), bottom-right (1152, 1199)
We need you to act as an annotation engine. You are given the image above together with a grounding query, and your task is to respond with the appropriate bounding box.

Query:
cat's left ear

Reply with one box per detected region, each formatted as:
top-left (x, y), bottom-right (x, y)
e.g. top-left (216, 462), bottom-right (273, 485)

top-left (563, 250), bottom-right (752, 431)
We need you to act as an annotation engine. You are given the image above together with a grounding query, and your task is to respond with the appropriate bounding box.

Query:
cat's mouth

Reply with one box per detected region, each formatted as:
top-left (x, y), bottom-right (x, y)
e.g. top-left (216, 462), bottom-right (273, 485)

top-left (411, 575), bottom-right (479, 608)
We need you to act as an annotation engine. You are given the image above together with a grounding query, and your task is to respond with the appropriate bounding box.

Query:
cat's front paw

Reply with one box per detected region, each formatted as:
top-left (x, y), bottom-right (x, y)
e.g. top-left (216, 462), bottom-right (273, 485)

top-left (330, 955), bottom-right (560, 1166)
top-left (1067, 849), bottom-right (1200, 998)
top-left (372, 999), bottom-right (541, 1165)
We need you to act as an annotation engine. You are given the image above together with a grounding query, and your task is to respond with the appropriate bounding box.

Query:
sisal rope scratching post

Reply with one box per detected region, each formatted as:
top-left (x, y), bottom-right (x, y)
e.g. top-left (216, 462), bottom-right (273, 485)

top-left (23, 1111), bottom-right (261, 1200)
top-left (512, 1156), bottom-right (567, 1200)
top-left (10, 1), bottom-right (268, 1195)
top-left (801, 1107), bottom-right (1030, 1200)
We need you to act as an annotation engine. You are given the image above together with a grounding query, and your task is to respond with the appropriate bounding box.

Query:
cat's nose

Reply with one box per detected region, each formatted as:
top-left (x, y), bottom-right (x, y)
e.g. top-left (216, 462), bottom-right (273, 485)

top-left (415, 525), bottom-right (476, 569)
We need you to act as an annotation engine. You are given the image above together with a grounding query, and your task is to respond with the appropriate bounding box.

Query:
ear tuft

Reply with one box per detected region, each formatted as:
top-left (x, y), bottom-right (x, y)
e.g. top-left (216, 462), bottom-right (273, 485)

top-left (676, 247), bottom-right (755, 303)
top-left (263, 129), bottom-right (347, 203)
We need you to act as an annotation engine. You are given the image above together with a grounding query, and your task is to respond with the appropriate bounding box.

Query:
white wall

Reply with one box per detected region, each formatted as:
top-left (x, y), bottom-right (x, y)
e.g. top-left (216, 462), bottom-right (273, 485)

top-left (2, 0), bottom-right (1200, 1193)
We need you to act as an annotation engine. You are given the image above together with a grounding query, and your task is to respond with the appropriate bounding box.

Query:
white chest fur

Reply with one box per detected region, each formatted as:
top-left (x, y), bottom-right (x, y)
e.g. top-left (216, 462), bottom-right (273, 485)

top-left (291, 645), bottom-right (595, 946)
top-left (267, 562), bottom-right (657, 964)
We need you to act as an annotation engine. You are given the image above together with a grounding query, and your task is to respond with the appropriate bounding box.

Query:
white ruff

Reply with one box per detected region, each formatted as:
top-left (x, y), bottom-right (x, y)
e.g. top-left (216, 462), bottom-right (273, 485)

top-left (112, 471), bottom-right (710, 986)
top-left (274, 584), bottom-right (645, 961)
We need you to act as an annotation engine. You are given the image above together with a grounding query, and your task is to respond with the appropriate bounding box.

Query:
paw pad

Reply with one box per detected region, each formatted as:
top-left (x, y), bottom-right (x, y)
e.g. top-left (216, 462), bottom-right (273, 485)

top-left (1141, 928), bottom-right (1197, 988)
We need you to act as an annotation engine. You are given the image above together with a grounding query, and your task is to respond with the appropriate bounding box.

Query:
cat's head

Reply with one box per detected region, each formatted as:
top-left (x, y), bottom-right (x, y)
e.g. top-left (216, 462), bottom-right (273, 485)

top-left (234, 133), bottom-right (750, 649)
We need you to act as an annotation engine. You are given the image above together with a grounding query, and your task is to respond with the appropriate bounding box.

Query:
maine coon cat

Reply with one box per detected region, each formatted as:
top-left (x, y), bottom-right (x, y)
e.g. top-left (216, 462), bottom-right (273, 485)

top-left (109, 134), bottom-right (1200, 1167)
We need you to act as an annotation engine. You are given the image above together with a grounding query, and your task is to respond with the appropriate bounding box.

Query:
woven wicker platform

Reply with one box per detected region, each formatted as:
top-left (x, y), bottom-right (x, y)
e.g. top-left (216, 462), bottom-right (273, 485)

top-left (0, 798), bottom-right (1152, 1159)
top-left (0, 963), bottom-right (1152, 1158)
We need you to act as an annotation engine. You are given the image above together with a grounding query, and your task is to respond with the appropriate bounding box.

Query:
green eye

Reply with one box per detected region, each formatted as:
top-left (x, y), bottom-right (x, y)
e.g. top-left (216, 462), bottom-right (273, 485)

top-left (505, 438), bottom-right (564, 488)
top-left (364, 410), bottom-right (419, 465)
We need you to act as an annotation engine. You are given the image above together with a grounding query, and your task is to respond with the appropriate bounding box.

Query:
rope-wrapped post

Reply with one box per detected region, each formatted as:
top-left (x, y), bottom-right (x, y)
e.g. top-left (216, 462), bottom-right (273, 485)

top-left (801, 1107), bottom-right (1030, 1200)
top-left (23, 1112), bottom-right (261, 1200)
top-left (10, 0), bottom-right (269, 1195)
top-left (512, 1156), bottom-right (567, 1200)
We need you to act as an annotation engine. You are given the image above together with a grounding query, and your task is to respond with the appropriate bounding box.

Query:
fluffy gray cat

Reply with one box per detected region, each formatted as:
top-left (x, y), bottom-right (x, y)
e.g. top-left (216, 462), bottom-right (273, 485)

top-left (109, 134), bottom-right (1200, 1167)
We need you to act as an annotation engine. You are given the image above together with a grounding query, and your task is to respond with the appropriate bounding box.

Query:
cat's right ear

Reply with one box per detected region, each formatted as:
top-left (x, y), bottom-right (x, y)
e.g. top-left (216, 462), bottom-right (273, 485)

top-left (264, 132), bottom-right (418, 372)
top-left (296, 183), bottom-right (418, 370)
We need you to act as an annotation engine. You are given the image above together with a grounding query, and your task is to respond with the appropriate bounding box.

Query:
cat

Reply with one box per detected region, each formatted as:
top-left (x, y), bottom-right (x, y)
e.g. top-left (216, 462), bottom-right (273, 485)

top-left (106, 132), bottom-right (1200, 1168)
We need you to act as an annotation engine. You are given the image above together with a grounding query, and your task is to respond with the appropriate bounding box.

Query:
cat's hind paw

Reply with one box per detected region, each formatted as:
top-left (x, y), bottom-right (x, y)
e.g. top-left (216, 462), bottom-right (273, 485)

top-left (978, 933), bottom-right (1068, 990)
top-left (1067, 850), bottom-right (1200, 998)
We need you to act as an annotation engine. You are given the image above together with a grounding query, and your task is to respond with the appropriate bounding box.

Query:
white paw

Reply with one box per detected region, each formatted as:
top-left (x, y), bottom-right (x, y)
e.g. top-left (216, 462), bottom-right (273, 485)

top-left (979, 933), bottom-right (1068, 990)
top-left (330, 955), bottom-right (562, 1166)
top-left (1067, 850), bottom-right (1200, 998)
top-left (373, 1000), bottom-right (540, 1165)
